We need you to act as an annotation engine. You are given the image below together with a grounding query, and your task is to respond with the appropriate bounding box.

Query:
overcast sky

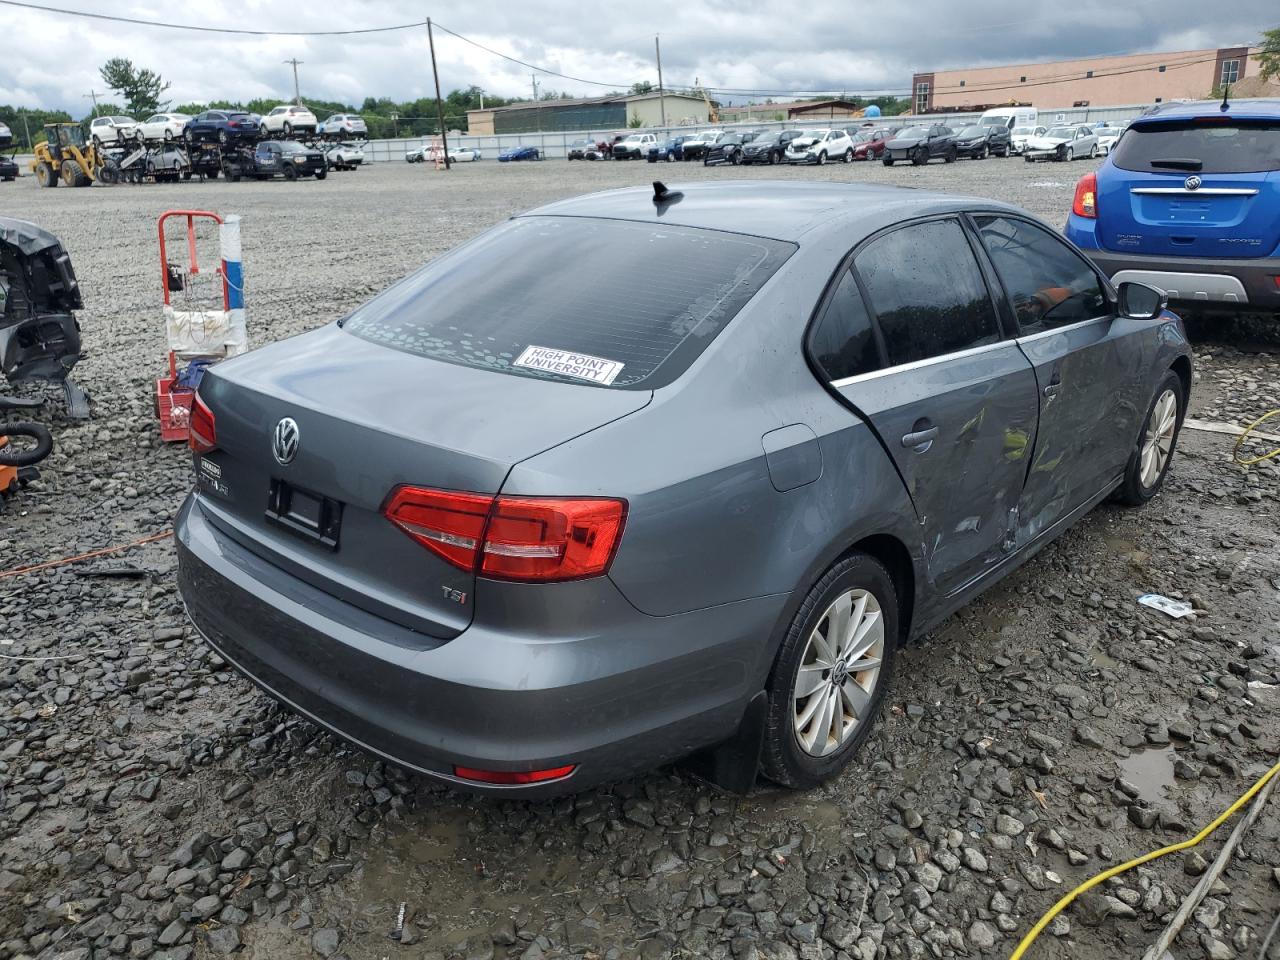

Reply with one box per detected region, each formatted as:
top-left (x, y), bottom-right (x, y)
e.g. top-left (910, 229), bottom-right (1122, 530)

top-left (1, 0), bottom-right (1274, 114)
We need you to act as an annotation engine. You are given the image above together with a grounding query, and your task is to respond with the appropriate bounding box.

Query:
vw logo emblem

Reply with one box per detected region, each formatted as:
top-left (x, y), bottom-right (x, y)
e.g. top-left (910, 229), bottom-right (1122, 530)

top-left (272, 417), bottom-right (300, 465)
top-left (1184, 175), bottom-right (1202, 191)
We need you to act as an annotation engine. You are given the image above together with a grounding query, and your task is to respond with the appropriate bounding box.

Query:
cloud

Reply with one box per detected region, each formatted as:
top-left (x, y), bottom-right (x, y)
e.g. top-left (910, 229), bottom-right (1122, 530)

top-left (0, 0), bottom-right (1272, 114)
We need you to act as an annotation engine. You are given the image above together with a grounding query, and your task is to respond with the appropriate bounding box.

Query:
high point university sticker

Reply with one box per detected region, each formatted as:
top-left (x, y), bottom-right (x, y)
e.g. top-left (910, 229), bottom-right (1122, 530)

top-left (513, 345), bottom-right (625, 385)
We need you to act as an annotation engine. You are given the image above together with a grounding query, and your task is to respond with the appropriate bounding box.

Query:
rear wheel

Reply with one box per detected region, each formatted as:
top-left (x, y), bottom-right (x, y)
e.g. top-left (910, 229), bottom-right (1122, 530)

top-left (218, 130), bottom-right (229, 146)
top-left (1116, 371), bottom-right (1184, 505)
top-left (36, 161), bottom-right (57, 188)
top-left (762, 553), bottom-right (899, 789)
top-left (283, 122), bottom-right (293, 136)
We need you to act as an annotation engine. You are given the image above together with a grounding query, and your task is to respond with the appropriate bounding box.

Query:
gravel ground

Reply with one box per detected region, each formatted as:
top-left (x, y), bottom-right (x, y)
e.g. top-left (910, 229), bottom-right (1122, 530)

top-left (1, 156), bottom-right (1278, 960)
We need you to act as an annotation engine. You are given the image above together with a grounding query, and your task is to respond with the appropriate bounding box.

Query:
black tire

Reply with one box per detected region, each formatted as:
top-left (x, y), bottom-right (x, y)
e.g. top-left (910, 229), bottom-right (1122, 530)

top-left (259, 125), bottom-right (270, 138)
top-left (185, 130), bottom-right (195, 146)
top-left (207, 168), bottom-right (219, 179)
top-left (36, 161), bottom-right (57, 188)
top-left (1064, 147), bottom-right (1073, 161)
top-left (219, 130), bottom-right (229, 146)
top-left (816, 150), bottom-right (827, 166)
top-left (315, 168), bottom-right (327, 180)
top-left (730, 152), bottom-right (740, 165)
top-left (911, 147), bottom-right (927, 166)
top-left (844, 148), bottom-right (854, 163)
top-left (944, 146), bottom-right (957, 163)
top-left (283, 122), bottom-right (292, 136)
top-left (0, 422), bottom-right (53, 468)
top-left (978, 145), bottom-right (988, 160)
top-left (164, 130), bottom-right (174, 142)
top-left (769, 151), bottom-right (779, 165)
top-left (283, 164), bottom-right (297, 181)
top-left (62, 159), bottom-right (90, 187)
top-left (91, 135), bottom-right (102, 148)
top-left (1115, 370), bottom-right (1186, 506)
top-left (882, 157), bottom-right (893, 166)
top-left (761, 553), bottom-right (900, 789)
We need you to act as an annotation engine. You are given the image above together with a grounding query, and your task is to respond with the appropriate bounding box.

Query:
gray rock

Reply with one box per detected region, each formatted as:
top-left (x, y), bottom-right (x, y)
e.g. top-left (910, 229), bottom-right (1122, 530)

top-left (312, 928), bottom-right (341, 958)
top-left (204, 925), bottom-right (242, 955)
top-left (962, 847), bottom-right (988, 872)
top-left (967, 920), bottom-right (997, 950)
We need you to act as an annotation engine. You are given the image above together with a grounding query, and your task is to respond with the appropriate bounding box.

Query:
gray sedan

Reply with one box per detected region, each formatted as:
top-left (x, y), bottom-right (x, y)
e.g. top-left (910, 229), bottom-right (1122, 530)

top-left (175, 182), bottom-right (1191, 795)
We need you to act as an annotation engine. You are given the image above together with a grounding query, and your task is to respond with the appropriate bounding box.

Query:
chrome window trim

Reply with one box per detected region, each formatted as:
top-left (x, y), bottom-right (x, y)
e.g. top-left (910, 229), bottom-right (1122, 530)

top-left (1013, 314), bottom-right (1112, 345)
top-left (829, 339), bottom-right (1011, 389)
top-left (1130, 187), bottom-right (1259, 196)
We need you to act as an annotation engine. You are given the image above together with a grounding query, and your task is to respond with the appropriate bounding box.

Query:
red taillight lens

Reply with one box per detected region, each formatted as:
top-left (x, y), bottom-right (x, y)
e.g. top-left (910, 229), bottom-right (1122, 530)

top-left (1072, 172), bottom-right (1098, 218)
top-left (382, 487), bottom-right (626, 582)
top-left (481, 496), bottom-right (626, 581)
top-left (383, 487), bottom-right (493, 571)
top-left (189, 395), bottom-right (217, 453)
top-left (453, 764), bottom-right (576, 785)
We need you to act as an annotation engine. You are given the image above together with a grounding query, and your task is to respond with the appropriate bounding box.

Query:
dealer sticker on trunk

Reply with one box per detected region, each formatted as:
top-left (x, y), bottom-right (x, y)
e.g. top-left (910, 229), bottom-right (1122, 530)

top-left (513, 345), bottom-right (624, 386)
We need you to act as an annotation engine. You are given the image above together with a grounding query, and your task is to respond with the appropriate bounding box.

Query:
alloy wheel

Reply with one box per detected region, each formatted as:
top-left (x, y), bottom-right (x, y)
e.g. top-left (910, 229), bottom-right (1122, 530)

top-left (1140, 389), bottom-right (1178, 488)
top-left (792, 588), bottom-right (885, 757)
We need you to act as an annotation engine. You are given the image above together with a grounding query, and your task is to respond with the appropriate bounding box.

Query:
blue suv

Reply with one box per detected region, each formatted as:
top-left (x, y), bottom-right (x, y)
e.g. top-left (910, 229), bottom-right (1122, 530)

top-left (1065, 99), bottom-right (1280, 313)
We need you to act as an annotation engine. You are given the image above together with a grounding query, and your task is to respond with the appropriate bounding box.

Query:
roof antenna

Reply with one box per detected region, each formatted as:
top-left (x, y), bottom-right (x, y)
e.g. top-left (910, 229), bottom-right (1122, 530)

top-left (652, 181), bottom-right (683, 206)
top-left (1220, 81), bottom-right (1231, 112)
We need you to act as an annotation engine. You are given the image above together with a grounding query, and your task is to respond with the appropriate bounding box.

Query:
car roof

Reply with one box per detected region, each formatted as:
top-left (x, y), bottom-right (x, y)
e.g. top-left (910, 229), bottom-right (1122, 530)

top-left (521, 181), bottom-right (1023, 243)
top-left (1135, 98), bottom-right (1280, 124)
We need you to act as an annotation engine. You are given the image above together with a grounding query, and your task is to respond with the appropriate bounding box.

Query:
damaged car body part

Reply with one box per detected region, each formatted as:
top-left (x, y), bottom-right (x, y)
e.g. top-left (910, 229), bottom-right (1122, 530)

top-left (0, 217), bottom-right (89, 417)
top-left (175, 182), bottom-right (1192, 796)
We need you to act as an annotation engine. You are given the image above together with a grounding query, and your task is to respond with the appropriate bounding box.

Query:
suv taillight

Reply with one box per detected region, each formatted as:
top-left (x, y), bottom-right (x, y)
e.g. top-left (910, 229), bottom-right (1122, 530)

top-left (1072, 172), bottom-right (1098, 218)
top-left (383, 487), bottom-right (626, 582)
top-left (189, 394), bottom-right (217, 453)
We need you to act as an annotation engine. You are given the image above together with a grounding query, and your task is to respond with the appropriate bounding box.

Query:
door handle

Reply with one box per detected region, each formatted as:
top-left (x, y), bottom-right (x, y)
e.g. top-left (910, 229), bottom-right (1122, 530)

top-left (1043, 383), bottom-right (1060, 399)
top-left (902, 425), bottom-right (939, 450)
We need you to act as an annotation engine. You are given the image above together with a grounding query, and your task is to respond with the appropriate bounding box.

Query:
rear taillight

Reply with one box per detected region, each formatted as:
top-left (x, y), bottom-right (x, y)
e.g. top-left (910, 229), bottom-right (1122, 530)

top-left (1072, 172), bottom-right (1098, 218)
top-left (383, 486), bottom-right (626, 582)
top-left (189, 394), bottom-right (217, 453)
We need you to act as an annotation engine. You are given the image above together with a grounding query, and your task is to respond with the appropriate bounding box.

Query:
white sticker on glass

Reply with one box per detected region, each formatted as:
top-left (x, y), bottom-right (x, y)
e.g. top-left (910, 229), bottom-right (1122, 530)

top-left (513, 345), bottom-right (625, 385)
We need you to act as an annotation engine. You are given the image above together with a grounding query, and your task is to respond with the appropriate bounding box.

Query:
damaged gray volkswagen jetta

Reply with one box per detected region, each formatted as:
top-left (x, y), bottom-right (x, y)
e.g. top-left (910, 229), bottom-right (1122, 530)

top-left (176, 181), bottom-right (1191, 795)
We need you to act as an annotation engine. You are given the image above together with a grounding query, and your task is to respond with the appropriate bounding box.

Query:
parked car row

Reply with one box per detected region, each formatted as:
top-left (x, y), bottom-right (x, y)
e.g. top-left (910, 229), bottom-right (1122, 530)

top-left (83, 108), bottom-right (369, 148)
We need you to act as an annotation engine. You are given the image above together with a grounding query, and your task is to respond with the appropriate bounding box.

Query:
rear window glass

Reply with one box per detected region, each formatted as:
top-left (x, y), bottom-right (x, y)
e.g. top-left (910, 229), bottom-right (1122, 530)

top-left (1112, 119), bottom-right (1280, 174)
top-left (342, 217), bottom-right (795, 389)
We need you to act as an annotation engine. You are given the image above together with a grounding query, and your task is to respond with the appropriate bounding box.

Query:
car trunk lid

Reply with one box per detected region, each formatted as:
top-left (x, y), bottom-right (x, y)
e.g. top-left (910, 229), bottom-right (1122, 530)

top-left (193, 325), bottom-right (651, 641)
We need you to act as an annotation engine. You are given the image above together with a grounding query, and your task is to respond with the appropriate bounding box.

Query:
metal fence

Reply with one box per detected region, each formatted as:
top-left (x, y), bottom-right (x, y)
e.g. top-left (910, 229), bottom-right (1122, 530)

top-left (369, 101), bottom-right (1172, 163)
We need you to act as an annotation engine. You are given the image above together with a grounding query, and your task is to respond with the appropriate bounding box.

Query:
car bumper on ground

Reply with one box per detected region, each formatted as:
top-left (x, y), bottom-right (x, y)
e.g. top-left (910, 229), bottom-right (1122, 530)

top-left (175, 494), bottom-right (781, 795)
top-left (1023, 148), bottom-right (1062, 161)
top-left (1067, 234), bottom-right (1280, 310)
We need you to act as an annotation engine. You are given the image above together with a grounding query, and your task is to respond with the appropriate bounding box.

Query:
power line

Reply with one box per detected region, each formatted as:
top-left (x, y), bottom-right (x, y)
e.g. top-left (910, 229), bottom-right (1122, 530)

top-left (430, 21), bottom-right (643, 89)
top-left (0, 0), bottom-right (425, 35)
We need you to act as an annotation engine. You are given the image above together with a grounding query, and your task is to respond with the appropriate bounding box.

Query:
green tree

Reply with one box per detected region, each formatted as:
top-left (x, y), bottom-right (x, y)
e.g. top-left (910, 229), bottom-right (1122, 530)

top-left (99, 58), bottom-right (171, 115)
top-left (629, 81), bottom-right (654, 95)
top-left (1259, 26), bottom-right (1280, 82)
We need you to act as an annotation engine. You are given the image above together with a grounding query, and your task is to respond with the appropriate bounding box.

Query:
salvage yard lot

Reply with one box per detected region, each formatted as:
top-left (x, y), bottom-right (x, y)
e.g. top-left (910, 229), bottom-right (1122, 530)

top-left (1, 159), bottom-right (1278, 960)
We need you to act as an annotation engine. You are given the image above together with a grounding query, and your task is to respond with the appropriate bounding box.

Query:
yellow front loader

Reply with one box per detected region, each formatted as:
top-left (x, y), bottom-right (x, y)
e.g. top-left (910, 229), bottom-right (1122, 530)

top-left (30, 123), bottom-right (119, 187)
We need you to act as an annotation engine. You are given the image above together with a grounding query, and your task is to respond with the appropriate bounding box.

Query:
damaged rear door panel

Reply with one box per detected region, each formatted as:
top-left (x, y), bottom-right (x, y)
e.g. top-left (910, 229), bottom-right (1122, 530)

top-left (0, 217), bottom-right (84, 384)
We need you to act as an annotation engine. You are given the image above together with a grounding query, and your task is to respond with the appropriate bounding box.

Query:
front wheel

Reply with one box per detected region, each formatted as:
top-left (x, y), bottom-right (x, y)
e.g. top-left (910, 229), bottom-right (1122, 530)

top-left (912, 147), bottom-right (927, 166)
top-left (1116, 371), bottom-right (1184, 505)
top-left (1063, 147), bottom-right (1073, 161)
top-left (283, 122), bottom-right (293, 136)
top-left (816, 150), bottom-right (827, 166)
top-left (36, 161), bottom-right (57, 187)
top-left (762, 553), bottom-right (899, 789)
top-left (944, 146), bottom-right (957, 163)
top-left (882, 157), bottom-right (893, 166)
top-left (315, 168), bottom-right (327, 180)
top-left (283, 165), bottom-right (297, 181)
top-left (978, 145), bottom-right (988, 160)
top-left (1089, 144), bottom-right (1098, 159)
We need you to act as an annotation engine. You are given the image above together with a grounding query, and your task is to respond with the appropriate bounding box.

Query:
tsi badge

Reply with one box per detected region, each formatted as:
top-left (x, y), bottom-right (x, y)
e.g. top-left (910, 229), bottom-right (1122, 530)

top-left (441, 585), bottom-right (468, 604)
top-left (273, 417), bottom-right (300, 465)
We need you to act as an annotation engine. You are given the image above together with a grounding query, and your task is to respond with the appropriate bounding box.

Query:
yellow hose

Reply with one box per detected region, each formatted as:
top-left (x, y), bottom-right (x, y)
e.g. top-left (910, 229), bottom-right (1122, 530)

top-left (1009, 757), bottom-right (1280, 960)
top-left (1233, 409), bottom-right (1280, 466)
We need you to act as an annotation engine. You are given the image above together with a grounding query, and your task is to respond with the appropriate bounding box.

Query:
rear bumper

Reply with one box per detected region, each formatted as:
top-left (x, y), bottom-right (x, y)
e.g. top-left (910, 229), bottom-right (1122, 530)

top-left (1067, 234), bottom-right (1280, 310)
top-left (175, 493), bottom-right (782, 795)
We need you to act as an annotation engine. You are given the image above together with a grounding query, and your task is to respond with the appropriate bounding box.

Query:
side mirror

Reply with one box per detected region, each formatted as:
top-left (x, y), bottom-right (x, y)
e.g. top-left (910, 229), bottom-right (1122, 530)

top-left (1117, 281), bottom-right (1167, 320)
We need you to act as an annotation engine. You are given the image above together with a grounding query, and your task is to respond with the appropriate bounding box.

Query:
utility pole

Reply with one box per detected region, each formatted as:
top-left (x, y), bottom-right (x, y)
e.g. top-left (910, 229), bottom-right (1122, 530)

top-left (426, 18), bottom-right (450, 169)
top-left (83, 90), bottom-right (101, 116)
top-left (20, 112), bottom-right (32, 150)
top-left (655, 35), bottom-right (666, 128)
top-left (531, 74), bottom-right (541, 131)
top-left (283, 59), bottom-right (304, 105)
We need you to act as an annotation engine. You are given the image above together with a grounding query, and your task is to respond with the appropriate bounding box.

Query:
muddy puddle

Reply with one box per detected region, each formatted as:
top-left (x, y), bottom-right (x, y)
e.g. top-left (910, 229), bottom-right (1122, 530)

top-left (1116, 746), bottom-right (1178, 805)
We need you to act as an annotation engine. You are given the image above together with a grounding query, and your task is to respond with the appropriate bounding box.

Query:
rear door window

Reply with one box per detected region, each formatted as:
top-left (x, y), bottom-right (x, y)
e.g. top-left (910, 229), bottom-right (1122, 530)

top-left (1112, 119), bottom-right (1280, 174)
top-left (808, 269), bottom-right (881, 381)
top-left (342, 217), bottom-right (795, 389)
top-left (854, 218), bottom-right (1000, 367)
top-left (974, 215), bottom-right (1109, 334)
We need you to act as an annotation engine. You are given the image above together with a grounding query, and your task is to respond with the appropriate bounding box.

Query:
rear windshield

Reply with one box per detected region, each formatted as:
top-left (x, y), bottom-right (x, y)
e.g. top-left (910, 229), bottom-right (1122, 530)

top-left (342, 217), bottom-right (795, 389)
top-left (1112, 119), bottom-right (1280, 174)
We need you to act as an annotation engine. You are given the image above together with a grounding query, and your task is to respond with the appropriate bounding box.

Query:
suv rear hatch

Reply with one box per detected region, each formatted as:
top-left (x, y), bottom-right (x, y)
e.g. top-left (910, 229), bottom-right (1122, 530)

top-left (192, 214), bottom-right (794, 643)
top-left (1098, 115), bottom-right (1280, 259)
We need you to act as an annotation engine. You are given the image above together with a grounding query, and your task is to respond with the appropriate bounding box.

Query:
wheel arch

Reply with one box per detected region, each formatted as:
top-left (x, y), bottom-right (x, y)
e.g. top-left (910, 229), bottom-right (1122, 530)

top-left (1169, 354), bottom-right (1192, 405)
top-left (840, 533), bottom-right (916, 645)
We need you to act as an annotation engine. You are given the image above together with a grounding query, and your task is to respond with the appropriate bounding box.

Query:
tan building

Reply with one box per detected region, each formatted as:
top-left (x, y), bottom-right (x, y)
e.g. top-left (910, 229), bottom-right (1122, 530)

top-left (467, 91), bottom-right (712, 135)
top-left (913, 46), bottom-right (1264, 113)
